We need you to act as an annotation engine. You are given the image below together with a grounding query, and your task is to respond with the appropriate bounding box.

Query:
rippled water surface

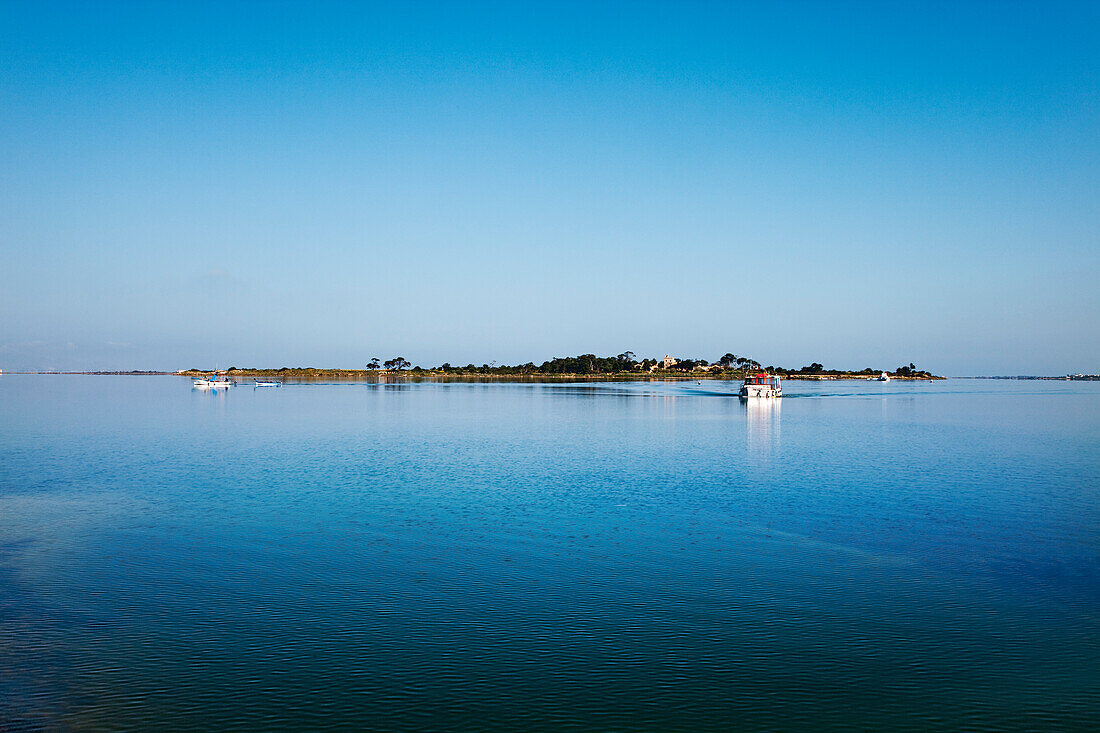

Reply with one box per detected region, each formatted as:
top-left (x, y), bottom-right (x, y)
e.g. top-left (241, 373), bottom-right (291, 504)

top-left (2, 375), bottom-right (1098, 730)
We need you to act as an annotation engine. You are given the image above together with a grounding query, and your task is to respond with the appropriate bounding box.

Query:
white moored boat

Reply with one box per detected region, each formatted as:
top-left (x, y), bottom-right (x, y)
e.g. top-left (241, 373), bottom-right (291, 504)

top-left (878, 372), bottom-right (891, 381)
top-left (739, 372), bottom-right (782, 399)
top-left (253, 380), bottom-right (280, 387)
top-left (193, 374), bottom-right (232, 389)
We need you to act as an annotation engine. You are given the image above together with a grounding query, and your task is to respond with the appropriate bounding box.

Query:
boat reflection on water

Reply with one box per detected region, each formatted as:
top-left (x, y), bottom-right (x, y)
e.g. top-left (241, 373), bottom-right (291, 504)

top-left (745, 395), bottom-right (781, 459)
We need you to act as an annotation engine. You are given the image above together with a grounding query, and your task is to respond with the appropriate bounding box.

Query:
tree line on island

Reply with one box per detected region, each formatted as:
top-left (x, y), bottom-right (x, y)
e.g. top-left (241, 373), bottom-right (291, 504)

top-left (210, 353), bottom-right (933, 378)
top-left (208, 353), bottom-right (935, 379)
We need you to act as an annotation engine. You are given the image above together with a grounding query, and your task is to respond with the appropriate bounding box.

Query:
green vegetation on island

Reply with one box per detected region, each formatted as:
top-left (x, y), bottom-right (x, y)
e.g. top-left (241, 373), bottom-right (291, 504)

top-left (181, 353), bottom-right (943, 381)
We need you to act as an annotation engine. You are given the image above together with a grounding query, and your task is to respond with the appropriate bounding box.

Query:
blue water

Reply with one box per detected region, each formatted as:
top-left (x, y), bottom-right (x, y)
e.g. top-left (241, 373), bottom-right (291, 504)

top-left (1, 375), bottom-right (1097, 730)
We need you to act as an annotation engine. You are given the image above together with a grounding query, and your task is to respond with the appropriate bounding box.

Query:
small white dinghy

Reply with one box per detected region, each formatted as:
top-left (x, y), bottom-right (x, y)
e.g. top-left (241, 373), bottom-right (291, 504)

top-left (253, 380), bottom-right (280, 387)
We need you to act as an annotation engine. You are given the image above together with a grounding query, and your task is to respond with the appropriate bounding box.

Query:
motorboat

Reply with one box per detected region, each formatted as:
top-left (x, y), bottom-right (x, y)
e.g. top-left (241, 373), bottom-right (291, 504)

top-left (878, 372), bottom-right (891, 381)
top-left (253, 380), bottom-right (280, 387)
top-left (193, 374), bottom-right (232, 389)
top-left (739, 372), bottom-right (782, 399)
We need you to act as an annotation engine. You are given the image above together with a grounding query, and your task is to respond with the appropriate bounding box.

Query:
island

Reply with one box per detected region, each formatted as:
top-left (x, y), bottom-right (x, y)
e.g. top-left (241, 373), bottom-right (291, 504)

top-left (179, 353), bottom-right (945, 381)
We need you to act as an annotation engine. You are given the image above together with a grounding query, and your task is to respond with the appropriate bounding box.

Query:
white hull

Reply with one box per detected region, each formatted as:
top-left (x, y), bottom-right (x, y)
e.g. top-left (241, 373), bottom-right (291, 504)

top-left (739, 384), bottom-right (781, 398)
top-left (193, 379), bottom-right (232, 389)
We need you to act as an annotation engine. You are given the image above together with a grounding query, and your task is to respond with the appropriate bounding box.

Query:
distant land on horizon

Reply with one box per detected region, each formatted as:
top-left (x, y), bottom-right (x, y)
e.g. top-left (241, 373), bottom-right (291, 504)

top-left (162, 353), bottom-right (941, 379)
top-left (14, 371), bottom-right (1100, 381)
top-left (9, 354), bottom-right (1097, 381)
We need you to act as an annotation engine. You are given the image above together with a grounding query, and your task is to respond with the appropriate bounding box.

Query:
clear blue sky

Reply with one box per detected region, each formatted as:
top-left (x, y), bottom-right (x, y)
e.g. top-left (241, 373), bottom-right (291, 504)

top-left (1, 1), bottom-right (1097, 374)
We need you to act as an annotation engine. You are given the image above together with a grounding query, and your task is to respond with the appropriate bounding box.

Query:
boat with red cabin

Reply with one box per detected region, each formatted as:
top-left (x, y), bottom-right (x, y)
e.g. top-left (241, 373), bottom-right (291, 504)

top-left (739, 372), bottom-right (782, 399)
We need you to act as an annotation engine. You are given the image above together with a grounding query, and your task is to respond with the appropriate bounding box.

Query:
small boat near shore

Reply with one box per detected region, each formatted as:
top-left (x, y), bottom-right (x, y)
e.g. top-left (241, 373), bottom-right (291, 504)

top-left (740, 372), bottom-right (782, 399)
top-left (878, 372), bottom-right (891, 381)
top-left (193, 374), bottom-right (232, 389)
top-left (253, 380), bottom-right (280, 387)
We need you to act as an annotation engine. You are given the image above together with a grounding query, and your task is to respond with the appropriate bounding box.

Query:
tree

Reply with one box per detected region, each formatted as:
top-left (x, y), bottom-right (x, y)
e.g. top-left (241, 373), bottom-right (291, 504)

top-left (366, 357), bottom-right (380, 370)
top-left (734, 356), bottom-right (760, 370)
top-left (384, 357), bottom-right (410, 371)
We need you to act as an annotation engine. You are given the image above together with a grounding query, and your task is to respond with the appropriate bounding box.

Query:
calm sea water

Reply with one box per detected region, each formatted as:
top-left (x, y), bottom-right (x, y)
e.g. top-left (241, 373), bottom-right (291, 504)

top-left (1, 375), bottom-right (1097, 730)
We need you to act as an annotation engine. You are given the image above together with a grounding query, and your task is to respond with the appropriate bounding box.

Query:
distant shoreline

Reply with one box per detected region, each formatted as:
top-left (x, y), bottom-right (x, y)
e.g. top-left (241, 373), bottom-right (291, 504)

top-left (4, 369), bottom-right (949, 380)
top-left (7, 371), bottom-right (1098, 380)
top-left (179, 369), bottom-right (948, 381)
top-left (10, 371), bottom-right (1098, 380)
